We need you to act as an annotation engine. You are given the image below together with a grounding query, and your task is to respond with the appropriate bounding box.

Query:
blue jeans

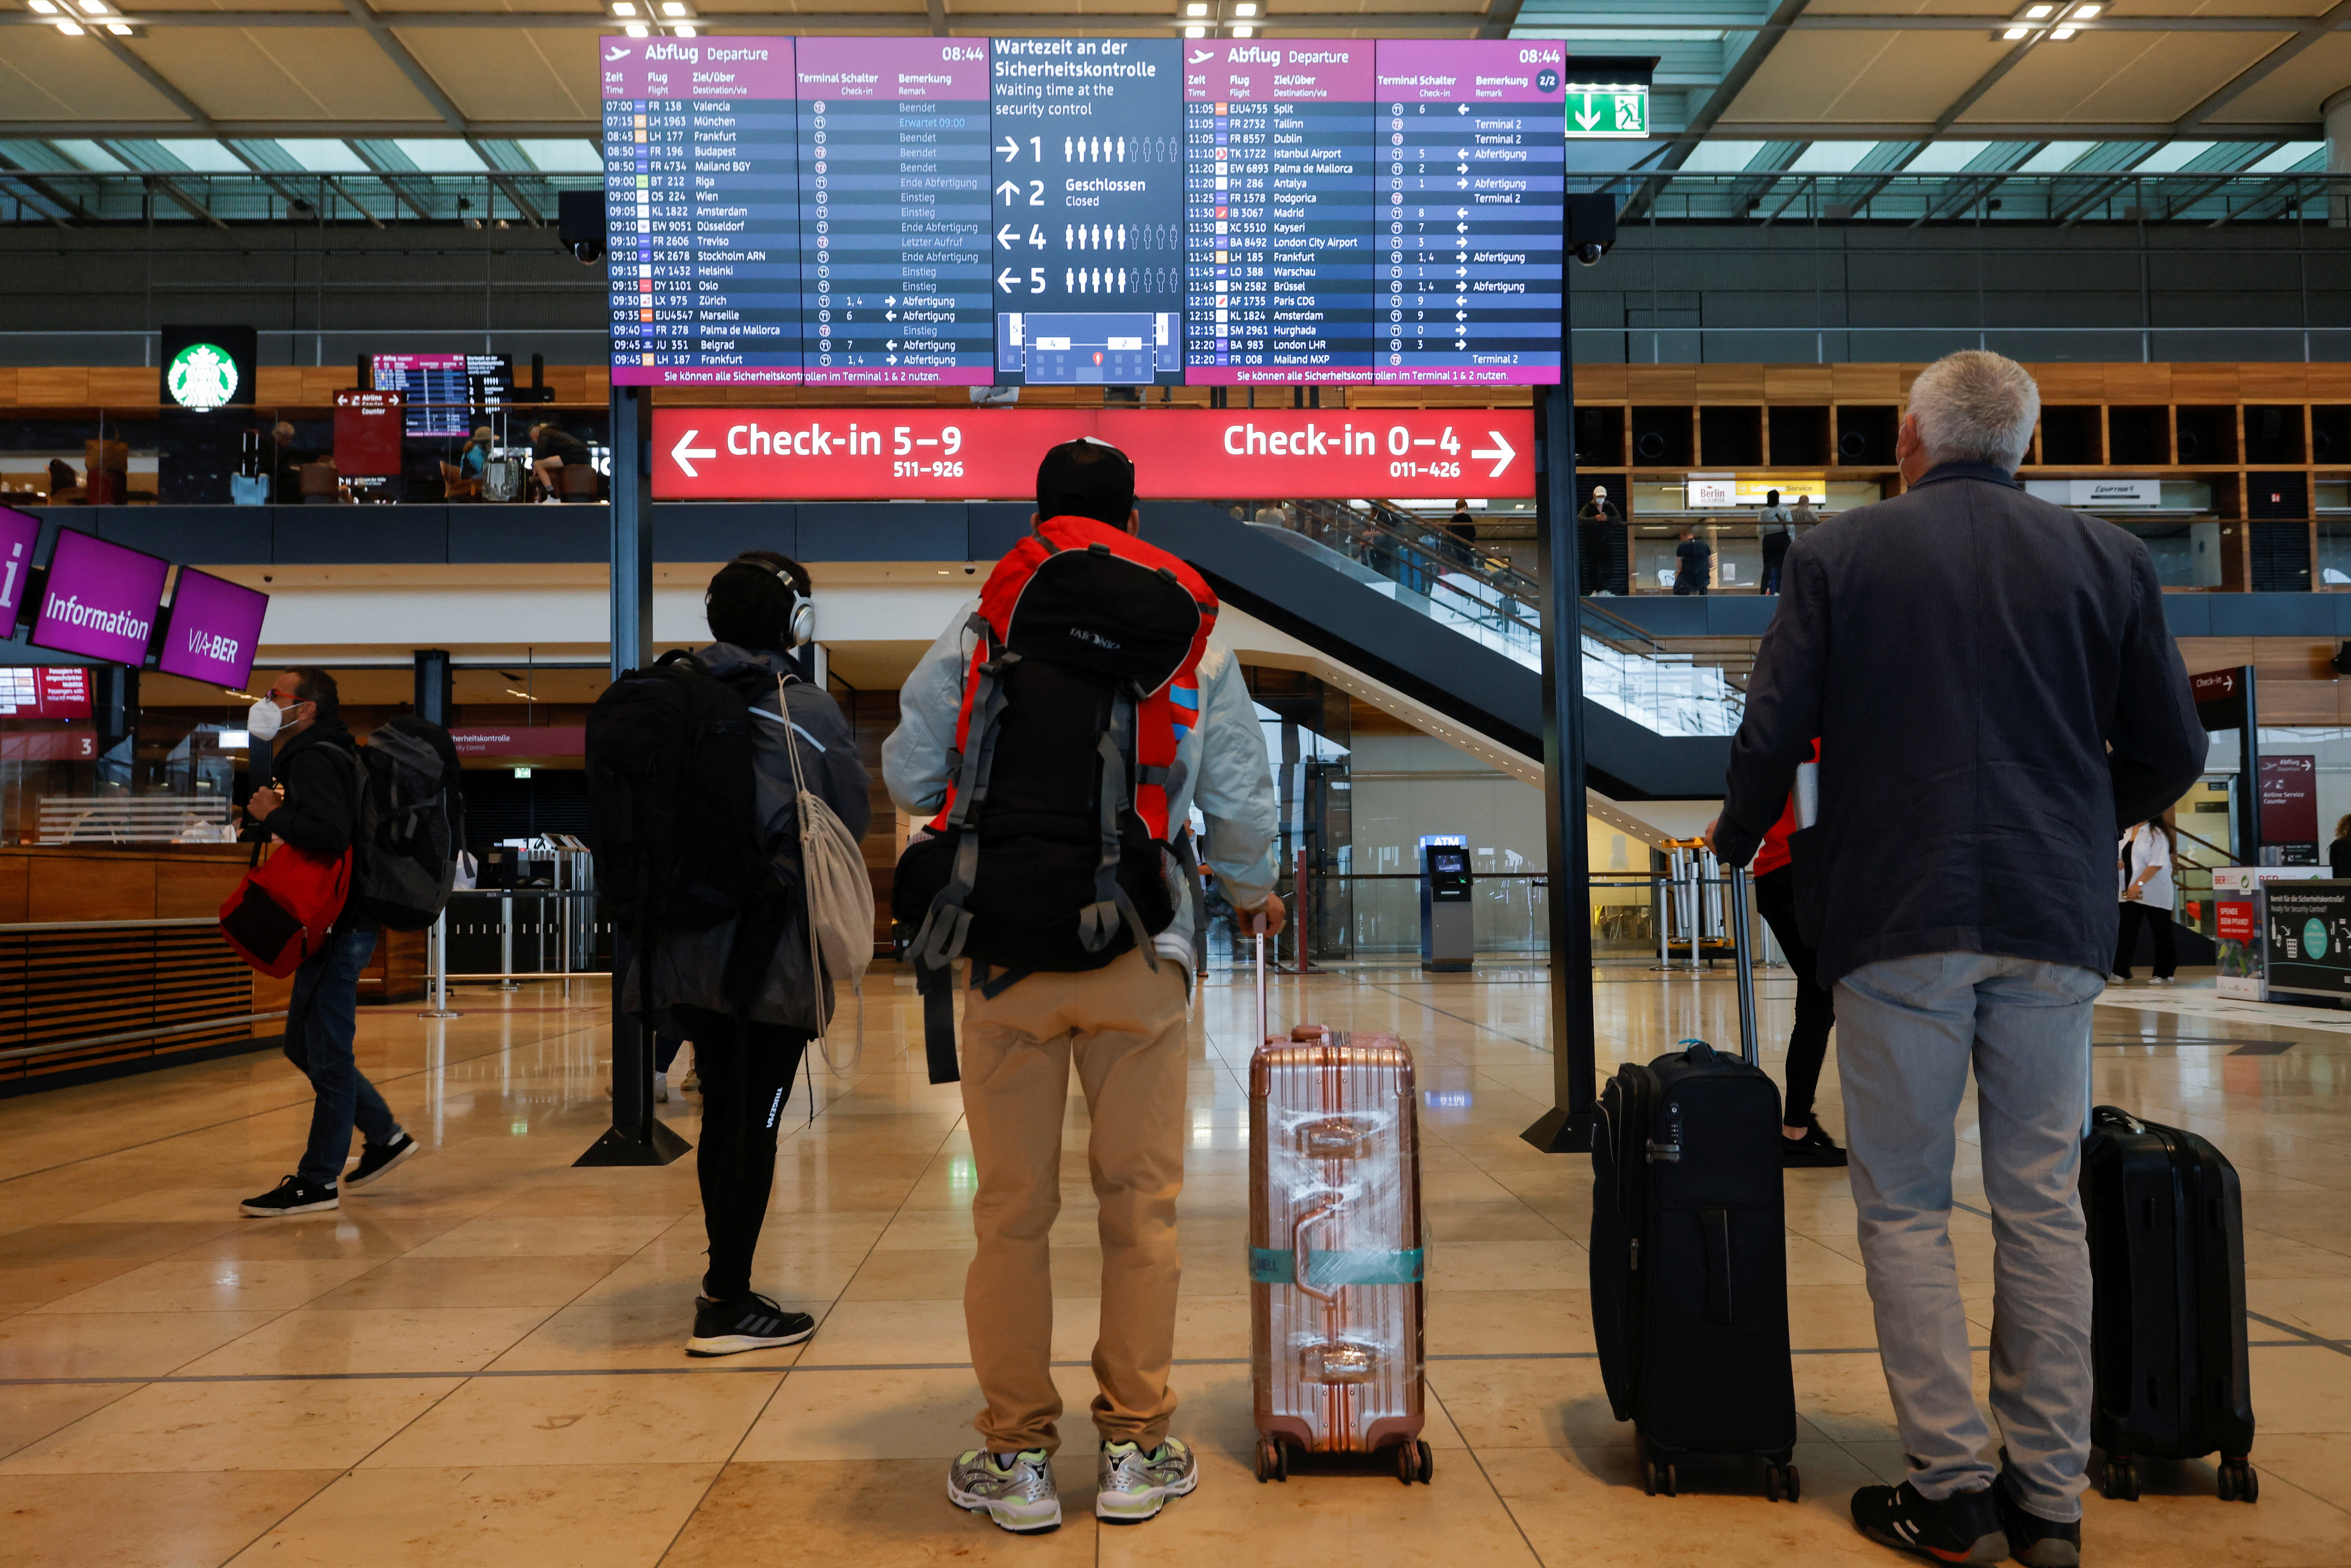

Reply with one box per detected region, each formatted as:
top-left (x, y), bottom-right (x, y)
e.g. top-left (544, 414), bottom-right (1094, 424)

top-left (283, 925), bottom-right (398, 1186)
top-left (1834, 952), bottom-right (2102, 1522)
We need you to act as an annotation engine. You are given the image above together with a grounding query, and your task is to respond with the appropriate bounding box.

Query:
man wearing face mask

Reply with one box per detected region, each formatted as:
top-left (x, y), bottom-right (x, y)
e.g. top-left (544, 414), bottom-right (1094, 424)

top-left (239, 667), bottom-right (418, 1217)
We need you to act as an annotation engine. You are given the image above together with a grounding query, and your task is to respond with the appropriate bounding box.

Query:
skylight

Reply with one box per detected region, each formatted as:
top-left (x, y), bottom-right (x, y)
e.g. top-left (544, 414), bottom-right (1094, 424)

top-left (516, 140), bottom-right (604, 173)
top-left (2018, 141), bottom-right (2093, 174)
top-left (1788, 142), bottom-right (1871, 175)
top-left (1903, 141), bottom-right (1993, 174)
top-left (269, 139), bottom-right (371, 173)
top-left (2132, 141), bottom-right (2214, 174)
top-left (1680, 140), bottom-right (1769, 172)
top-left (2249, 141), bottom-right (2324, 175)
top-left (392, 139), bottom-right (489, 173)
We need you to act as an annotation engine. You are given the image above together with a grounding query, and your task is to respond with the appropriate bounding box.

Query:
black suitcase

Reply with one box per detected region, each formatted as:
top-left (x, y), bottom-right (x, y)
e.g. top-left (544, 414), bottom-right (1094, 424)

top-left (2082, 1105), bottom-right (2258, 1503)
top-left (1591, 864), bottom-right (1800, 1501)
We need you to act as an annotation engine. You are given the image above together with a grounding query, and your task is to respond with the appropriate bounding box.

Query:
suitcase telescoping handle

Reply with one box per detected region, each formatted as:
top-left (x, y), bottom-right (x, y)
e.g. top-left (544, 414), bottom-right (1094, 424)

top-left (1255, 925), bottom-right (1270, 1048)
top-left (1728, 863), bottom-right (1760, 1068)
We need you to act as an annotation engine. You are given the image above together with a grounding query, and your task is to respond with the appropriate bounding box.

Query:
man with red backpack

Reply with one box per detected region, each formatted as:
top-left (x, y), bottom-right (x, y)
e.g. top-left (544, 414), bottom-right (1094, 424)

top-left (884, 439), bottom-right (1280, 1535)
top-left (239, 667), bottom-right (418, 1217)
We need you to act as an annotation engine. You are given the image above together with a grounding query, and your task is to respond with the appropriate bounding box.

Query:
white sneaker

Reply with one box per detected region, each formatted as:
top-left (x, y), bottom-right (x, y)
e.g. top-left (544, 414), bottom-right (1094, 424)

top-left (654, 1071), bottom-right (669, 1103)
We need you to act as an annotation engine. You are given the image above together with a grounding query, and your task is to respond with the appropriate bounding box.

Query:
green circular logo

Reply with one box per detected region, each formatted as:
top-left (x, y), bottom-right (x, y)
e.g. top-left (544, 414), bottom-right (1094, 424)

top-left (2306, 918), bottom-right (2328, 961)
top-left (165, 342), bottom-right (239, 410)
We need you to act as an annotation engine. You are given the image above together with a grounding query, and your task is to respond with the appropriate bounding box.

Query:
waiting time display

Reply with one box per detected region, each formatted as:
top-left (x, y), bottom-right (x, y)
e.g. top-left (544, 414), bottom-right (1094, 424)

top-left (602, 35), bottom-right (1566, 386)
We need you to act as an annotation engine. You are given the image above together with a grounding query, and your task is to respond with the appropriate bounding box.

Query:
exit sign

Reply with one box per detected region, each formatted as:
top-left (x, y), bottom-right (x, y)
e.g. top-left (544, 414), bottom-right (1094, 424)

top-left (1566, 83), bottom-right (1647, 138)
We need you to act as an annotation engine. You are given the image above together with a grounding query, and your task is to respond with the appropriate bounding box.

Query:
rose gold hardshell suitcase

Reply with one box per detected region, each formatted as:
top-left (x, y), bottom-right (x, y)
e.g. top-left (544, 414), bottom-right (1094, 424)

top-left (1248, 934), bottom-right (1433, 1484)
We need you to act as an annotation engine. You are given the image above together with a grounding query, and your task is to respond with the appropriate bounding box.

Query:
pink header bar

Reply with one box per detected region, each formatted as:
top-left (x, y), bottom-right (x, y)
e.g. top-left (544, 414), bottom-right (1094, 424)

top-left (1182, 40), bottom-right (1374, 103)
top-left (1372, 38), bottom-right (1566, 106)
top-left (796, 37), bottom-right (989, 101)
top-left (600, 36), bottom-right (796, 102)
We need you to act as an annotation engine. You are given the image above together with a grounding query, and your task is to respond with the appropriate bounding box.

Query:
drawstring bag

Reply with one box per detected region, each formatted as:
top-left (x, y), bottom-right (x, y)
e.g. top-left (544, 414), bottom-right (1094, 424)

top-left (779, 675), bottom-right (875, 1076)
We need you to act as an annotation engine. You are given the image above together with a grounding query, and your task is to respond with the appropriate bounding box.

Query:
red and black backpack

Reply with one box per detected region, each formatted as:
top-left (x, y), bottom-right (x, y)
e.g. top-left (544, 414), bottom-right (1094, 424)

top-left (893, 516), bottom-right (1216, 1074)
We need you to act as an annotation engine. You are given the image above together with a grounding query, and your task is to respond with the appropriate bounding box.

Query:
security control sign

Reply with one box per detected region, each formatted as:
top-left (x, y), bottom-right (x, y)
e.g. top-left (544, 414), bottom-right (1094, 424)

top-left (650, 407), bottom-right (1531, 500)
top-left (1564, 83), bottom-right (1646, 138)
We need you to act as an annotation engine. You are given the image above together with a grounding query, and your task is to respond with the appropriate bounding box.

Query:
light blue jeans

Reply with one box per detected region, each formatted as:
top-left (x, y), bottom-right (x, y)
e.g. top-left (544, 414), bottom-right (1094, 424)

top-left (1834, 951), bottom-right (2102, 1523)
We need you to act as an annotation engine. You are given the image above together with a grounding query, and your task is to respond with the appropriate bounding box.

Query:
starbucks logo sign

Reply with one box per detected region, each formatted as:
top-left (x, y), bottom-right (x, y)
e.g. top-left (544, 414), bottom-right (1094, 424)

top-left (166, 342), bottom-right (239, 410)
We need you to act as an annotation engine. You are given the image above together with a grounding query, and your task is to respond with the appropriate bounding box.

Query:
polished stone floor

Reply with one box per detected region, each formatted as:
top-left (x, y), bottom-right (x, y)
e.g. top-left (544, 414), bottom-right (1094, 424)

top-left (3, 959), bottom-right (2348, 1567)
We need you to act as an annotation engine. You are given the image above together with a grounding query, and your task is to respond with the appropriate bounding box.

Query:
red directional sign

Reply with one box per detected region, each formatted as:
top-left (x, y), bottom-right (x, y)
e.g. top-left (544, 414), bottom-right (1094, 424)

top-left (648, 408), bottom-right (1532, 501)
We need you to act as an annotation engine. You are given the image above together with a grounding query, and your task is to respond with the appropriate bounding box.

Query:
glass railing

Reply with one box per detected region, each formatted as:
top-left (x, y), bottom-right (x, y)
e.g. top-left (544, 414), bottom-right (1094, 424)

top-left (1277, 499), bottom-right (1746, 737)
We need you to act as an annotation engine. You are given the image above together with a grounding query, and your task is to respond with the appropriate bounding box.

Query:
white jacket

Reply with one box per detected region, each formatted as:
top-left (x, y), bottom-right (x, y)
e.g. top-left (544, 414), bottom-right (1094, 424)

top-left (882, 597), bottom-right (1279, 965)
top-left (2119, 822), bottom-right (2175, 909)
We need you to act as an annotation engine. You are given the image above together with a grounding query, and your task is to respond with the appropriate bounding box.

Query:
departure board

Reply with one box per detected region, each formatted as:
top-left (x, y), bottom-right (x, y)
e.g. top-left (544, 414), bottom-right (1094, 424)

top-left (1183, 42), bottom-right (1377, 383)
top-left (600, 35), bottom-right (1570, 386)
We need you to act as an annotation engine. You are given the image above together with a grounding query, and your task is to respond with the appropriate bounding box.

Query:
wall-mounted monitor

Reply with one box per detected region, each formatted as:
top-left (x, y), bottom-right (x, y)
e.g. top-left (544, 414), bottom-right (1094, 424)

top-left (371, 353), bottom-right (514, 437)
top-left (0, 504), bottom-right (40, 632)
top-left (29, 529), bottom-right (168, 666)
top-left (157, 568), bottom-right (270, 690)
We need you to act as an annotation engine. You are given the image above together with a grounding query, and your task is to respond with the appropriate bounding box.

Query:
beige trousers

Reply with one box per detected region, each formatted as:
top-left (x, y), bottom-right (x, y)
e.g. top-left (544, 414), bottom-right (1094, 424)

top-left (960, 947), bottom-right (1190, 1455)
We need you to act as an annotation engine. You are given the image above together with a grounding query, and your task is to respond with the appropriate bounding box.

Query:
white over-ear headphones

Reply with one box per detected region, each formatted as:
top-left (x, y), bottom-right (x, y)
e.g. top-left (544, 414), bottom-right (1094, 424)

top-left (769, 560), bottom-right (815, 649)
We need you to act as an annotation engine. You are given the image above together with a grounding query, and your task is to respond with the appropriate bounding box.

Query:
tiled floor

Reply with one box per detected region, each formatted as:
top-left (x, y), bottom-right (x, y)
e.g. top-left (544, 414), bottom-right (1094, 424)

top-left (3, 960), bottom-right (2348, 1567)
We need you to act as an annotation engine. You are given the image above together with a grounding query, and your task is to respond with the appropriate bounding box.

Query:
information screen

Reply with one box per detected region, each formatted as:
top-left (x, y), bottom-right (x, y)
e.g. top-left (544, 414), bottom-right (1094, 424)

top-left (601, 35), bottom-right (1566, 386)
top-left (157, 568), bottom-right (271, 690)
top-left (369, 354), bottom-right (513, 436)
top-left (30, 530), bottom-right (168, 667)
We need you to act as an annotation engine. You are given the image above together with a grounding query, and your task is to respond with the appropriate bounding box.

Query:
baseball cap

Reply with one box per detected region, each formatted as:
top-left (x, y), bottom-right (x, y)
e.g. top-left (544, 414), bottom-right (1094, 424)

top-left (1037, 437), bottom-right (1136, 527)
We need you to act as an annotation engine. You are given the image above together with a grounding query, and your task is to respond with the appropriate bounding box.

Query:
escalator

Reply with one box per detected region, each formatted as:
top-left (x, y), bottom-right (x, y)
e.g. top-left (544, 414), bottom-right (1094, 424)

top-left (1138, 500), bottom-right (1738, 800)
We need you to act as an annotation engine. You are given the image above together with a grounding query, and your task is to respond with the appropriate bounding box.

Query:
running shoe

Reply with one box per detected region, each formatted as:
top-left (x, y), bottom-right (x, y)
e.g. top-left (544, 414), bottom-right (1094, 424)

top-left (948, 1448), bottom-right (1061, 1533)
top-left (1096, 1436), bottom-right (1198, 1523)
top-left (344, 1131), bottom-right (417, 1188)
top-left (1851, 1480), bottom-right (2007, 1564)
top-left (685, 1293), bottom-right (815, 1358)
top-left (240, 1175), bottom-right (339, 1217)
top-left (1995, 1455), bottom-right (2083, 1568)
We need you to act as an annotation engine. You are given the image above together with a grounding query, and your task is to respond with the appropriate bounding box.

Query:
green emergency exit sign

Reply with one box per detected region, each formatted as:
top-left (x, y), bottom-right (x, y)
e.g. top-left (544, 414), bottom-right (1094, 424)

top-left (1566, 84), bottom-right (1647, 138)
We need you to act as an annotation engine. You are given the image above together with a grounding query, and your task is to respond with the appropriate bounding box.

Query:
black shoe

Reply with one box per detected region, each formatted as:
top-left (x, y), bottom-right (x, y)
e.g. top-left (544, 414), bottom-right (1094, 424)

top-left (240, 1174), bottom-right (339, 1217)
top-left (1783, 1114), bottom-right (1850, 1168)
top-left (1995, 1455), bottom-right (2082, 1568)
top-left (686, 1292), bottom-right (816, 1358)
top-left (345, 1131), bottom-right (418, 1189)
top-left (1852, 1480), bottom-right (2007, 1564)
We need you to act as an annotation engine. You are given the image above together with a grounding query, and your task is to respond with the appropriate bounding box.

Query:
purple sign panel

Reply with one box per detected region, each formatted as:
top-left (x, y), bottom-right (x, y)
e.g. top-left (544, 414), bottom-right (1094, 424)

top-left (157, 568), bottom-right (270, 689)
top-left (798, 39), bottom-right (994, 387)
top-left (604, 38), bottom-right (801, 386)
top-left (29, 529), bottom-right (169, 666)
top-left (1184, 43), bottom-right (1378, 385)
top-left (0, 505), bottom-right (40, 631)
top-left (1375, 40), bottom-right (1564, 386)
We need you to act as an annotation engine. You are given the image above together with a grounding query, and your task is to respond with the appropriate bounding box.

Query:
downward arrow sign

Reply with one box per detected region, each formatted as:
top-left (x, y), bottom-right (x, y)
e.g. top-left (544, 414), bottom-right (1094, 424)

top-left (1471, 429), bottom-right (1516, 478)
top-left (1576, 106), bottom-right (1601, 131)
top-left (671, 429), bottom-right (716, 478)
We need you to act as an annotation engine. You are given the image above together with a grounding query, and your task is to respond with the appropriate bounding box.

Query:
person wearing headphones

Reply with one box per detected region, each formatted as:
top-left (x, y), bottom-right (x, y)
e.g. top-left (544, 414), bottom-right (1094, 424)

top-left (645, 552), bottom-right (872, 1357)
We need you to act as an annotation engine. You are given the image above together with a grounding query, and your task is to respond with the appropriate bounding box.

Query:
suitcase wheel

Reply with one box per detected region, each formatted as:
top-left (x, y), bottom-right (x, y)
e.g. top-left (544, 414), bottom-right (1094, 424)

top-left (1764, 1462), bottom-right (1800, 1504)
top-left (1391, 1439), bottom-right (1434, 1486)
top-left (1643, 1458), bottom-right (1677, 1497)
top-left (2218, 1458), bottom-right (2257, 1504)
top-left (2099, 1456), bottom-right (2141, 1502)
top-left (1255, 1439), bottom-right (1289, 1484)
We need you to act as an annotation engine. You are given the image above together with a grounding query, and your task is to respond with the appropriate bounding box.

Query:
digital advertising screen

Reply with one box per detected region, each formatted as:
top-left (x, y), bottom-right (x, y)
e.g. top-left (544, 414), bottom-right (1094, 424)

top-left (600, 35), bottom-right (1567, 388)
top-left (156, 568), bottom-right (271, 690)
top-left (29, 529), bottom-right (170, 666)
top-left (370, 354), bottom-right (514, 437)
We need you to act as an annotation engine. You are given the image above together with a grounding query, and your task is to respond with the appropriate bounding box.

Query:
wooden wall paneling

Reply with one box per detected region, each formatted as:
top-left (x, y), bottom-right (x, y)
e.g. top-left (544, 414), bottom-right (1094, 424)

top-left (0, 925), bottom-right (257, 1084)
top-left (1694, 364), bottom-right (1765, 400)
top-left (16, 369), bottom-right (88, 405)
top-left (358, 928), bottom-right (427, 1004)
top-left (0, 855), bottom-right (26, 923)
top-left (2306, 364), bottom-right (2351, 401)
top-left (254, 367), bottom-right (306, 405)
top-left (2172, 363), bottom-right (2242, 402)
top-left (1575, 364), bottom-right (1627, 401)
top-left (2174, 637), bottom-right (2256, 677)
top-left (299, 367), bottom-right (350, 404)
top-left (2239, 363), bottom-right (2310, 400)
top-left (1625, 365), bottom-right (1698, 401)
top-left (85, 369), bottom-right (154, 406)
top-left (154, 856), bottom-right (247, 920)
top-left (1829, 363), bottom-right (1901, 401)
top-left (27, 854), bottom-right (158, 923)
top-left (0, 367), bottom-right (18, 407)
top-left (2030, 364), bottom-right (2108, 402)
top-left (2103, 364), bottom-right (2172, 403)
top-left (1761, 364), bottom-right (1833, 401)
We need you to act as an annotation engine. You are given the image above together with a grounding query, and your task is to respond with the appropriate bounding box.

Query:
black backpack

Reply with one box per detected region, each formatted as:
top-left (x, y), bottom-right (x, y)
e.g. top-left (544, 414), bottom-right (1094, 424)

top-left (348, 716), bottom-right (464, 931)
top-left (584, 650), bottom-right (765, 939)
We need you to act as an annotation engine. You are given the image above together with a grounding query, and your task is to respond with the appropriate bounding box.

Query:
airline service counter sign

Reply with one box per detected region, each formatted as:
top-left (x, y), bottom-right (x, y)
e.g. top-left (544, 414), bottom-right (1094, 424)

top-left (649, 406), bottom-right (1530, 500)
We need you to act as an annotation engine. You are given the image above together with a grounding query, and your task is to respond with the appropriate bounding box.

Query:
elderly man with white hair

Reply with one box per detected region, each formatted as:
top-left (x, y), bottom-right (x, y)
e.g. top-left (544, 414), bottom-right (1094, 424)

top-left (1708, 351), bottom-right (2204, 1567)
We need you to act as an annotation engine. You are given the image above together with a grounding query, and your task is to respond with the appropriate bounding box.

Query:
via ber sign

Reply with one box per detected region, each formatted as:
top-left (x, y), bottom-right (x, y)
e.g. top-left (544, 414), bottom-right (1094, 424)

top-left (650, 409), bottom-right (1532, 501)
top-left (1565, 83), bottom-right (1647, 138)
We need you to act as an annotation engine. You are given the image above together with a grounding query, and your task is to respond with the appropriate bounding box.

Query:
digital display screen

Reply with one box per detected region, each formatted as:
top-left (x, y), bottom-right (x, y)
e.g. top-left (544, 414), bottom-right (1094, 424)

top-left (0, 667), bottom-right (92, 718)
top-left (29, 529), bottom-right (169, 666)
top-left (601, 35), bottom-right (1565, 387)
top-left (156, 568), bottom-right (270, 689)
top-left (0, 505), bottom-right (41, 633)
top-left (370, 354), bottom-right (513, 437)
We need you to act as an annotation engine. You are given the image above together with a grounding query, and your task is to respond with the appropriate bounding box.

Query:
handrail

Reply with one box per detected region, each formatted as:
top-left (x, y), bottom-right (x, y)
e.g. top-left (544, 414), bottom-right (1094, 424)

top-left (0, 1010), bottom-right (288, 1064)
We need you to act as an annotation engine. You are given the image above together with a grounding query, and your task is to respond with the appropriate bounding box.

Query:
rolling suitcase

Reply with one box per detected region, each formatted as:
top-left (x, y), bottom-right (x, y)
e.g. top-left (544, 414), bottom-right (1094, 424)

top-left (1247, 930), bottom-right (1434, 1485)
top-left (2082, 1105), bottom-right (2258, 1502)
top-left (1590, 864), bottom-right (1800, 1500)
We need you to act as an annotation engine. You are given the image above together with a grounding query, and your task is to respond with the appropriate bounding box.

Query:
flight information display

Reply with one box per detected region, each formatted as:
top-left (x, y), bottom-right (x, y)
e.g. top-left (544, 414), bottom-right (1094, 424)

top-left (600, 34), bottom-right (1567, 386)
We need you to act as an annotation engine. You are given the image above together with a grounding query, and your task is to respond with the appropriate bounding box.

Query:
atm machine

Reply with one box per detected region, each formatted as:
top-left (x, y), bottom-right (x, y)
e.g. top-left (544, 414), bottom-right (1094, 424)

top-left (1420, 841), bottom-right (1474, 973)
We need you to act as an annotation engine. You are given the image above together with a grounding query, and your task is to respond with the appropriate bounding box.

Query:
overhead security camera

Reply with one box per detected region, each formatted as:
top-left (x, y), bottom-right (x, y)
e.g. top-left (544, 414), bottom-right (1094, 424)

top-left (1565, 193), bottom-right (1617, 268)
top-left (1573, 241), bottom-right (1606, 267)
top-left (557, 190), bottom-right (607, 268)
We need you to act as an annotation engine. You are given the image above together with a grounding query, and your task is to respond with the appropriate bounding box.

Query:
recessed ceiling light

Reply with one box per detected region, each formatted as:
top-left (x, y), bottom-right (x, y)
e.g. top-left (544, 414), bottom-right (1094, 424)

top-left (660, 2), bottom-right (687, 15)
top-left (672, 21), bottom-right (695, 33)
top-left (77, 0), bottom-right (107, 14)
top-left (104, 20), bottom-right (127, 31)
top-left (2049, 24), bottom-right (2075, 37)
top-left (1234, 1), bottom-right (1256, 12)
top-left (2023, 3), bottom-right (2053, 16)
top-left (27, 2), bottom-right (58, 14)
top-left (2072, 2), bottom-right (2101, 15)
top-left (1182, 21), bottom-right (1204, 32)
top-left (2001, 24), bottom-right (2029, 38)
top-left (624, 20), bottom-right (648, 33)
top-left (611, 1), bottom-right (637, 13)
top-left (1231, 22), bottom-right (1252, 34)
top-left (1185, 2), bottom-right (1206, 12)
top-left (55, 18), bottom-right (82, 32)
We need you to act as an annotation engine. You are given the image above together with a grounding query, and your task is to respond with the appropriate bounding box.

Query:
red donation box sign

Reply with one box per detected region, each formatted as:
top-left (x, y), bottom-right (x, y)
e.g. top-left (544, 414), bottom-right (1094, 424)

top-left (334, 390), bottom-right (406, 479)
top-left (649, 408), bottom-right (1534, 501)
top-left (2215, 899), bottom-right (2257, 943)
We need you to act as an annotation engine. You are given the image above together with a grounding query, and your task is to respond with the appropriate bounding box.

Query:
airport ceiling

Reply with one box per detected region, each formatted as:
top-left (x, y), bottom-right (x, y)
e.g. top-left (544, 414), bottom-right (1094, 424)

top-left (0, 0), bottom-right (2345, 221)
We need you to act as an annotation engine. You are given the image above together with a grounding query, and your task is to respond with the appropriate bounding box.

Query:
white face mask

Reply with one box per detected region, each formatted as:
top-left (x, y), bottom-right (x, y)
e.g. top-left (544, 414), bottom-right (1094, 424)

top-left (248, 696), bottom-right (290, 742)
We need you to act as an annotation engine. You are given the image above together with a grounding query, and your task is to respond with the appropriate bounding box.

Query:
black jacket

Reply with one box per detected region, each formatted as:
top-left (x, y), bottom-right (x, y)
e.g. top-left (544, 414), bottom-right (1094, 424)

top-left (1675, 535), bottom-right (1711, 586)
top-left (1712, 462), bottom-right (2204, 986)
top-left (263, 716), bottom-right (374, 933)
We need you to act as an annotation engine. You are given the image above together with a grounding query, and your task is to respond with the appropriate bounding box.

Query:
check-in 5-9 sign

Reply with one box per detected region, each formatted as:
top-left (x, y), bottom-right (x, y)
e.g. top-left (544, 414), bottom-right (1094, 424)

top-left (650, 409), bottom-right (1532, 501)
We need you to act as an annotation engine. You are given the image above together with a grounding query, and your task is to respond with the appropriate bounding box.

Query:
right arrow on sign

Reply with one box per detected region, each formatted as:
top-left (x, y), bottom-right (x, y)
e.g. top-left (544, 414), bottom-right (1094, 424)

top-left (1471, 430), bottom-right (1516, 479)
top-left (671, 429), bottom-right (717, 478)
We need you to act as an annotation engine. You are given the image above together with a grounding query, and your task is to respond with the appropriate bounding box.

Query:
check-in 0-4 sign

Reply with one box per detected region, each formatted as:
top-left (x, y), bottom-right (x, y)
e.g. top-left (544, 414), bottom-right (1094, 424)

top-left (650, 409), bottom-right (1532, 501)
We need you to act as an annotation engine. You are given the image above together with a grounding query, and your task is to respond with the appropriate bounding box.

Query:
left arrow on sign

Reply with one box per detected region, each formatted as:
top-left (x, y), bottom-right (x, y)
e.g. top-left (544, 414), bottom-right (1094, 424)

top-left (671, 429), bottom-right (718, 478)
top-left (1470, 430), bottom-right (1516, 480)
